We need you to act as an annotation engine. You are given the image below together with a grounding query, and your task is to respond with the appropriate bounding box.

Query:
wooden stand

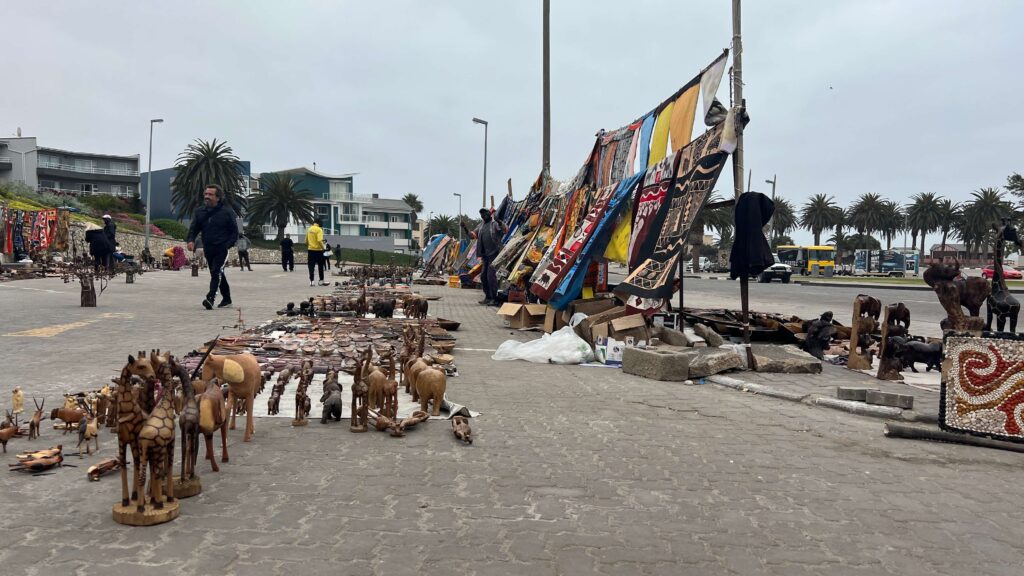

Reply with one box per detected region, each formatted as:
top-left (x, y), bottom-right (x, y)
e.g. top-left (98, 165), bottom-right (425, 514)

top-left (172, 475), bottom-right (202, 498)
top-left (875, 305), bottom-right (904, 381)
top-left (847, 299), bottom-right (874, 370)
top-left (81, 278), bottom-right (97, 307)
top-left (291, 418), bottom-right (308, 427)
top-left (112, 499), bottom-right (180, 526)
top-left (125, 271), bottom-right (135, 284)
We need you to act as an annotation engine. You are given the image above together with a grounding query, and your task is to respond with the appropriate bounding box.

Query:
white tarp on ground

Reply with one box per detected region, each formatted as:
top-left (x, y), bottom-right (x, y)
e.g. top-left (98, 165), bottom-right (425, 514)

top-left (251, 371), bottom-right (478, 421)
top-left (492, 326), bottom-right (595, 365)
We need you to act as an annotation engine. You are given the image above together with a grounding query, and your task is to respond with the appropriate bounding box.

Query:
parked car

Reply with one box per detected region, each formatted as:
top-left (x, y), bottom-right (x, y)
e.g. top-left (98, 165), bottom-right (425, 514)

top-left (982, 265), bottom-right (1022, 280)
top-left (758, 254), bottom-right (792, 283)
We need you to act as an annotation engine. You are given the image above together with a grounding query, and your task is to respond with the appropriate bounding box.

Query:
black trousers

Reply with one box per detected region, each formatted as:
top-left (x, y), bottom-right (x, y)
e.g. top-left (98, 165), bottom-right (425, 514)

top-left (238, 250), bottom-right (251, 270)
top-left (205, 247), bottom-right (231, 303)
top-left (282, 251), bottom-right (294, 271)
top-left (307, 250), bottom-right (324, 282)
top-left (481, 253), bottom-right (498, 300)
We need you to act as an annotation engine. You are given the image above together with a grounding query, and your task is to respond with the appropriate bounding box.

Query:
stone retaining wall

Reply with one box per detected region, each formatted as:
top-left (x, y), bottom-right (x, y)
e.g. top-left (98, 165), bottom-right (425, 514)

top-left (71, 228), bottom-right (310, 265)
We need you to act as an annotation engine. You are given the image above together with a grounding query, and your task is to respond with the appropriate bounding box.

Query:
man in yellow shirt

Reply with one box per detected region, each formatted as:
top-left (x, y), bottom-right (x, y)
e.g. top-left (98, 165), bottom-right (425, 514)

top-left (306, 218), bottom-right (327, 286)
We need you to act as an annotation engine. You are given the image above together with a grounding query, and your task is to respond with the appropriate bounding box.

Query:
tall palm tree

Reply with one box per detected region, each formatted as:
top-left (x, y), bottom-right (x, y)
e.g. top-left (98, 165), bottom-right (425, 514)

top-left (934, 198), bottom-right (959, 261)
top-left (171, 139), bottom-right (247, 220)
top-left (246, 173), bottom-right (316, 241)
top-left (959, 187), bottom-right (1014, 259)
top-left (905, 192), bottom-right (941, 259)
top-left (769, 198), bottom-right (797, 244)
top-left (402, 193), bottom-right (424, 214)
top-left (690, 194), bottom-right (732, 269)
top-left (878, 200), bottom-right (904, 250)
top-left (799, 194), bottom-right (840, 246)
top-left (847, 193), bottom-right (886, 235)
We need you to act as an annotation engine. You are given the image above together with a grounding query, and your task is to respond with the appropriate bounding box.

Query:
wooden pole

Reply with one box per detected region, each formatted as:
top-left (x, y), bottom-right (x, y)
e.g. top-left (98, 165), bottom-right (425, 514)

top-left (542, 0), bottom-right (551, 175)
top-left (731, 0), bottom-right (755, 370)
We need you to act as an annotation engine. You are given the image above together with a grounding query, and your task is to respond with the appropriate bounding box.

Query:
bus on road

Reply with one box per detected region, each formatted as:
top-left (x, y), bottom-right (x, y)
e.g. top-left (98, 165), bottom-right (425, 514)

top-left (776, 245), bottom-right (837, 275)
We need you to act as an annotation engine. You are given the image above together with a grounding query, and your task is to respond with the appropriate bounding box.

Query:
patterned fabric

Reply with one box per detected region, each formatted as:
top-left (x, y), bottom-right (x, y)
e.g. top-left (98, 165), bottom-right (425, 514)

top-left (617, 122), bottom-right (730, 310)
top-left (627, 152), bottom-right (680, 269)
top-left (941, 333), bottom-right (1024, 443)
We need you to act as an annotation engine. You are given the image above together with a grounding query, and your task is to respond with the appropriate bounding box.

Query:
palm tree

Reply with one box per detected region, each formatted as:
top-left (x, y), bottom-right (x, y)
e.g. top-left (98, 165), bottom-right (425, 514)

top-left (959, 187), bottom-right (1014, 259)
top-left (934, 198), bottom-right (959, 261)
top-left (689, 194), bottom-right (732, 268)
top-left (246, 173), bottom-right (316, 241)
top-left (799, 194), bottom-right (840, 246)
top-left (878, 200), bottom-right (904, 250)
top-left (905, 192), bottom-right (941, 259)
top-left (768, 198), bottom-right (797, 245)
top-left (847, 193), bottom-right (886, 235)
top-left (428, 214), bottom-right (459, 237)
top-left (171, 139), bottom-right (247, 220)
top-left (402, 193), bottom-right (424, 214)
top-left (827, 229), bottom-right (851, 264)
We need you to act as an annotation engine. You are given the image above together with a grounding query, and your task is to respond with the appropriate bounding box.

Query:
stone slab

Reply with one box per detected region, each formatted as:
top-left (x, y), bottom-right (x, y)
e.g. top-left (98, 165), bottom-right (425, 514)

top-left (836, 387), bottom-right (877, 402)
top-left (688, 348), bottom-right (744, 378)
top-left (622, 347), bottom-right (694, 381)
top-left (752, 344), bottom-right (822, 374)
top-left (865, 390), bottom-right (914, 410)
top-left (691, 323), bottom-right (724, 347)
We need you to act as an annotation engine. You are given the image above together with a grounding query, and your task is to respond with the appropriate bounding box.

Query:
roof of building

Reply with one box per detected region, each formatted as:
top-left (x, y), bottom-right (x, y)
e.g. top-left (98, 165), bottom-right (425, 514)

top-left (930, 243), bottom-right (966, 251)
top-left (37, 146), bottom-right (140, 161)
top-left (366, 198), bottom-right (415, 211)
top-left (269, 166), bottom-right (357, 180)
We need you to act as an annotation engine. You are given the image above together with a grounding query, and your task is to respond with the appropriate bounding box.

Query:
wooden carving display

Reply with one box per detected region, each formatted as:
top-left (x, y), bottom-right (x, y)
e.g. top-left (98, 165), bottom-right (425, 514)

top-left (985, 221), bottom-right (1022, 332)
top-left (366, 348), bottom-right (389, 411)
top-left (28, 399), bottom-right (45, 440)
top-left (117, 357), bottom-right (150, 508)
top-left (847, 295), bottom-right (879, 370)
top-left (50, 406), bottom-right (86, 435)
top-left (320, 370), bottom-right (343, 424)
top-left (76, 408), bottom-right (100, 457)
top-left (804, 311), bottom-right (837, 361)
top-left (415, 366), bottom-right (447, 417)
top-left (876, 303), bottom-right (909, 381)
top-left (174, 372), bottom-right (202, 498)
top-left (12, 387), bottom-right (24, 416)
top-left (452, 415), bottom-right (473, 444)
top-left (924, 261), bottom-right (989, 332)
top-left (381, 354), bottom-right (399, 420)
top-left (293, 360), bottom-right (313, 426)
top-left (201, 352), bottom-right (260, 441)
top-left (350, 351), bottom-right (370, 433)
top-left (195, 377), bottom-right (229, 471)
top-left (134, 365), bottom-right (178, 514)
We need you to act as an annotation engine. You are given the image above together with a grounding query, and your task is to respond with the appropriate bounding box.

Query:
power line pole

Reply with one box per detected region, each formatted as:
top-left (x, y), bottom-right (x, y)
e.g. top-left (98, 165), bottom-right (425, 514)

top-left (542, 0), bottom-right (551, 175)
top-left (731, 0), bottom-right (756, 370)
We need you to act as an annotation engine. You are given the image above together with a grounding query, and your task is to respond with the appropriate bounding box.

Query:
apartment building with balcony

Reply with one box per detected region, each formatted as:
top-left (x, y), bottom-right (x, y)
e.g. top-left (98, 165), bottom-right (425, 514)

top-left (258, 167), bottom-right (416, 253)
top-left (140, 161), bottom-right (253, 221)
top-left (0, 136), bottom-right (140, 197)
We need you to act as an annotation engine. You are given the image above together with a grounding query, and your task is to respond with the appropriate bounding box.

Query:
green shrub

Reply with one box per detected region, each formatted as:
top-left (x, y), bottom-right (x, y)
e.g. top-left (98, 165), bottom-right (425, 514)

top-left (153, 218), bottom-right (189, 240)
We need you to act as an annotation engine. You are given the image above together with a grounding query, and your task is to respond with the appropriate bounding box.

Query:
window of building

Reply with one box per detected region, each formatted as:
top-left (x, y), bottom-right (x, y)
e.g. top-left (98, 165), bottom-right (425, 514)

top-left (111, 185), bottom-right (125, 196)
top-left (39, 180), bottom-right (57, 189)
top-left (39, 154), bottom-right (59, 166)
top-left (78, 183), bottom-right (96, 194)
top-left (390, 215), bottom-right (405, 223)
top-left (369, 230), bottom-right (383, 237)
top-left (110, 161), bottom-right (129, 174)
top-left (75, 158), bottom-right (96, 172)
top-left (126, 186), bottom-right (134, 195)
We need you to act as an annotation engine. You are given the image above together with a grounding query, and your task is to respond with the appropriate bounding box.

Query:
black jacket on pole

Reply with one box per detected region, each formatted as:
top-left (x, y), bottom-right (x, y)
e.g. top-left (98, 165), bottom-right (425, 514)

top-left (187, 202), bottom-right (239, 251)
top-left (729, 192), bottom-right (775, 280)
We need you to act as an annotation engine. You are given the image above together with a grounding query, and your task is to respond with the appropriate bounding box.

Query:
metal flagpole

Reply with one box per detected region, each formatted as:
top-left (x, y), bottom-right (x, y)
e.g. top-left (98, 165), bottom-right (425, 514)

top-left (732, 0), bottom-right (756, 369)
top-left (542, 0), bottom-right (551, 175)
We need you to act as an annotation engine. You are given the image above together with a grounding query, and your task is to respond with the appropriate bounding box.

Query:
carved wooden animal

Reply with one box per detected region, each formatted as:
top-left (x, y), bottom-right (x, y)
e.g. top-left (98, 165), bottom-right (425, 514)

top-left (351, 350), bottom-right (370, 433)
top-left (415, 366), bottom-right (447, 417)
top-left (87, 457), bottom-right (122, 481)
top-left (901, 340), bottom-right (943, 373)
top-left (195, 378), bottom-right (229, 472)
top-left (201, 353), bottom-right (260, 442)
top-left (372, 298), bottom-right (396, 318)
top-left (176, 373), bottom-right (201, 481)
top-left (986, 222), bottom-right (1022, 332)
top-left (50, 406), bottom-right (86, 435)
top-left (135, 370), bottom-right (178, 513)
top-left (29, 399), bottom-right (45, 440)
top-left (885, 302), bottom-right (911, 331)
top-left (320, 371), bottom-right (343, 424)
top-left (803, 311), bottom-right (836, 361)
top-left (854, 294), bottom-right (881, 321)
top-left (12, 387), bottom-right (24, 416)
top-left (365, 348), bottom-right (389, 411)
top-left (0, 414), bottom-right (24, 453)
top-left (405, 329), bottom-right (431, 400)
top-left (76, 409), bottom-right (100, 458)
top-left (381, 354), bottom-right (399, 420)
top-left (117, 357), bottom-right (149, 507)
top-left (926, 263), bottom-right (989, 331)
top-left (452, 415), bottom-right (473, 444)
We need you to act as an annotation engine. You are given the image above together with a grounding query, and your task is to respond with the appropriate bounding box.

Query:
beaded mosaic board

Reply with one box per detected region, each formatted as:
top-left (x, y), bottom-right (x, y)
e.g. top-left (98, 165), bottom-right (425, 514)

top-left (941, 333), bottom-right (1024, 443)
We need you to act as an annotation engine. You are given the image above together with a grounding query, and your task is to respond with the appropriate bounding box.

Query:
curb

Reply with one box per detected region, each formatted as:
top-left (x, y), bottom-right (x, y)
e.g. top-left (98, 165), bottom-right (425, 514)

top-left (795, 280), bottom-right (1024, 294)
top-left (708, 374), bottom-right (938, 423)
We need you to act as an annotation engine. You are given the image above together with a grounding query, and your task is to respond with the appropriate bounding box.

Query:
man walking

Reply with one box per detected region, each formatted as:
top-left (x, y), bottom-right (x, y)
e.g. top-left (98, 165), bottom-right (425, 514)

top-left (461, 208), bottom-right (507, 305)
top-left (280, 234), bottom-right (295, 271)
top-left (236, 233), bottom-right (253, 271)
top-left (306, 218), bottom-right (327, 286)
top-left (187, 184), bottom-right (239, 310)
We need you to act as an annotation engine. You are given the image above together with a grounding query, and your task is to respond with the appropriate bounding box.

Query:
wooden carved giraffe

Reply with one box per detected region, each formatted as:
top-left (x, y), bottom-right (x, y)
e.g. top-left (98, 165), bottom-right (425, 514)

top-left (135, 361), bottom-right (178, 512)
top-left (118, 355), bottom-right (151, 507)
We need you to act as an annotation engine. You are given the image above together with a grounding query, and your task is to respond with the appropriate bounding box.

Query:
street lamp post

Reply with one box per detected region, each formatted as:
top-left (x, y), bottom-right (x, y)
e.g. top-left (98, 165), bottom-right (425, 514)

top-left (764, 175), bottom-right (777, 243)
top-left (453, 193), bottom-right (463, 245)
top-left (144, 118), bottom-right (164, 253)
top-left (472, 118), bottom-right (488, 209)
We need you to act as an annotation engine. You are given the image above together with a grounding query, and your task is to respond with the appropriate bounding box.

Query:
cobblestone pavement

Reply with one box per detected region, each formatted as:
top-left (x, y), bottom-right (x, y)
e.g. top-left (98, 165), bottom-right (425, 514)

top-left (1, 268), bottom-right (1023, 575)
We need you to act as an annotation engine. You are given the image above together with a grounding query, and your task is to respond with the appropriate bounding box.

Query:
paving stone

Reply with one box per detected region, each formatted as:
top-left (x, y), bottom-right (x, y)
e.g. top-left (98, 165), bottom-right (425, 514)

top-left (622, 347), bottom-right (694, 381)
top-left (691, 323), bottom-right (724, 347)
top-left (752, 344), bottom-right (822, 374)
top-left (866, 390), bottom-right (915, 410)
top-left (687, 348), bottom-right (744, 378)
top-left (837, 387), bottom-right (876, 401)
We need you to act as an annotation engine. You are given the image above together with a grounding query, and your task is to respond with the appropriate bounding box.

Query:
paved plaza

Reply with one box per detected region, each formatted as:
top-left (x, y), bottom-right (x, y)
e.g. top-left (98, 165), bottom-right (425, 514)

top-left (1, 267), bottom-right (1023, 575)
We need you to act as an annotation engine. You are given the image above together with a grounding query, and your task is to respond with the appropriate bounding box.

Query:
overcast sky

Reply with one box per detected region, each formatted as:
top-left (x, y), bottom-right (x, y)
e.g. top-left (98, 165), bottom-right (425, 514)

top-left (5, 1), bottom-right (1022, 245)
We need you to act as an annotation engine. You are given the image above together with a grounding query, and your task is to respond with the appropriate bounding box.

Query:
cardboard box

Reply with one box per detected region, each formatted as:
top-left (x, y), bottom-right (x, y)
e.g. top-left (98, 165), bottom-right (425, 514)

top-left (497, 303), bottom-right (548, 329)
top-left (568, 297), bottom-right (618, 318)
top-left (608, 314), bottom-right (650, 343)
top-left (576, 306), bottom-right (630, 344)
top-left (543, 305), bottom-right (567, 333)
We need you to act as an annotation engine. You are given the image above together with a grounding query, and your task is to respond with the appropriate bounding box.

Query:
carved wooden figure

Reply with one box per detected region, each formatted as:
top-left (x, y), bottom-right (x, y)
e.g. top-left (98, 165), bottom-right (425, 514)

top-left (195, 378), bottom-right (229, 471)
top-left (452, 415), bottom-right (473, 444)
top-left (381, 354), bottom-right (399, 420)
top-left (134, 368), bottom-right (178, 514)
top-left (350, 351), bottom-right (370, 433)
top-left (29, 399), bottom-right (45, 440)
top-left (12, 386), bottom-right (24, 416)
top-left (201, 352), bottom-right (260, 441)
top-left (116, 357), bottom-right (150, 507)
top-left (50, 406), bottom-right (86, 435)
top-left (415, 366), bottom-right (447, 417)
top-left (986, 221), bottom-right (1022, 332)
top-left (804, 311), bottom-right (837, 361)
top-left (320, 370), bottom-right (343, 424)
top-left (76, 407), bottom-right (100, 458)
top-left (876, 303), bottom-right (909, 380)
top-left (176, 375), bottom-right (201, 484)
top-left (847, 296), bottom-right (879, 371)
top-left (924, 261), bottom-right (989, 332)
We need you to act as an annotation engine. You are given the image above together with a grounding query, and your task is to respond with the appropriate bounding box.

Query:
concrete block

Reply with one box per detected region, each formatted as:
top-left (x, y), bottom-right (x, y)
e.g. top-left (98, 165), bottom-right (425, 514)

top-left (836, 387), bottom-right (877, 402)
top-left (751, 344), bottom-right (822, 374)
top-left (688, 349), bottom-right (744, 378)
top-left (865, 390), bottom-right (914, 410)
top-left (622, 347), bottom-right (695, 381)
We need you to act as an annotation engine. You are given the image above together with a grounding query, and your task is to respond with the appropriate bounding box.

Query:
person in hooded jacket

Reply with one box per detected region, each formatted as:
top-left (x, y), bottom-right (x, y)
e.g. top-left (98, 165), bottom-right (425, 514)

top-left (187, 184), bottom-right (239, 309)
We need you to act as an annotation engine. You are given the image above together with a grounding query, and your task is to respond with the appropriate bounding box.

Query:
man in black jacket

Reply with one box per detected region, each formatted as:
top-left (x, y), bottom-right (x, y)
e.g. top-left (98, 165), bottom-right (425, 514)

top-left (187, 184), bottom-right (239, 310)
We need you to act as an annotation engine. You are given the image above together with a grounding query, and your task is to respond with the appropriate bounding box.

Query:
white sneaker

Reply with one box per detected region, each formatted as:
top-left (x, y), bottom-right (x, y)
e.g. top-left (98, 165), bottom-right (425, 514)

top-left (310, 281), bottom-right (314, 286)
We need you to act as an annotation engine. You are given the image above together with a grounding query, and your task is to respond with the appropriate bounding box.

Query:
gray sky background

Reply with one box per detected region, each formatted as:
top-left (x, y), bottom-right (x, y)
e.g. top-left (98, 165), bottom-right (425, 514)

top-left (5, 1), bottom-right (1022, 246)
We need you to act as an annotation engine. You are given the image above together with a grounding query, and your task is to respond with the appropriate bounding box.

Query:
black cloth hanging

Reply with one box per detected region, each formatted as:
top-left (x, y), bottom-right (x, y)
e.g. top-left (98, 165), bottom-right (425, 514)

top-left (729, 192), bottom-right (775, 280)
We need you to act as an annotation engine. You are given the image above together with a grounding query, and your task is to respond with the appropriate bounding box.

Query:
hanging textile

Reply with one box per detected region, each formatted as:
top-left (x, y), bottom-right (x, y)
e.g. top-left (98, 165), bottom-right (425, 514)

top-left (647, 103), bottom-right (674, 167)
top-left (617, 122), bottom-right (731, 311)
top-left (627, 152), bottom-right (680, 269)
top-left (700, 52), bottom-right (729, 120)
top-left (668, 85), bottom-right (700, 152)
top-left (602, 209), bottom-right (631, 265)
top-left (729, 192), bottom-right (775, 280)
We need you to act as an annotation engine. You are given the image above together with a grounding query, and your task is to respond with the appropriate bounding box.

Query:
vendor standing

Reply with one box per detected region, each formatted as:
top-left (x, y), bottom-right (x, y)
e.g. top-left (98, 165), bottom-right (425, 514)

top-left (461, 208), bottom-right (507, 306)
top-left (280, 234), bottom-right (295, 271)
top-left (236, 233), bottom-right (253, 271)
top-left (186, 184), bottom-right (239, 310)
